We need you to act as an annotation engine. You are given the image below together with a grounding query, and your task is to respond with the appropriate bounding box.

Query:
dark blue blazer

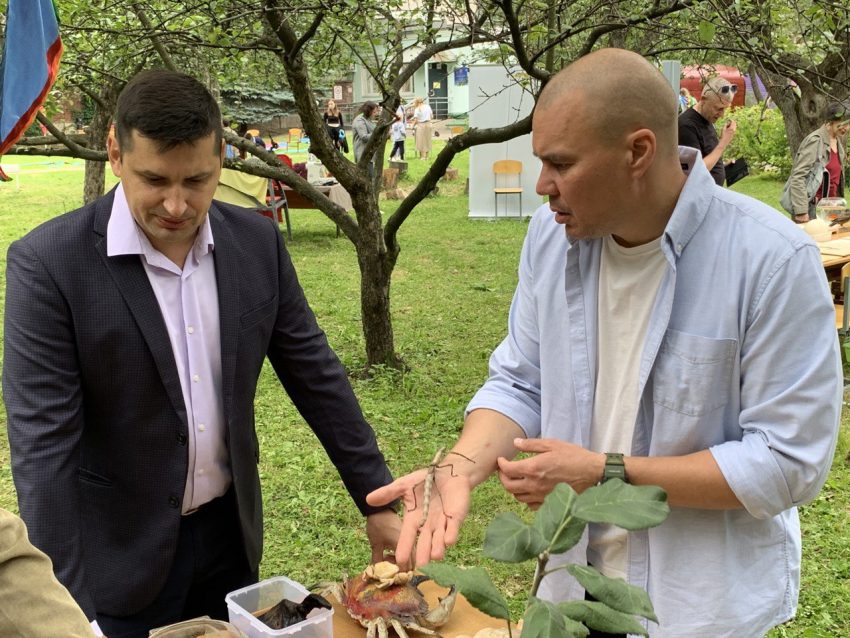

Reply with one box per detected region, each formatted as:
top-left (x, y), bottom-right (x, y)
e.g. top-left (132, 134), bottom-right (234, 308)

top-left (3, 190), bottom-right (393, 618)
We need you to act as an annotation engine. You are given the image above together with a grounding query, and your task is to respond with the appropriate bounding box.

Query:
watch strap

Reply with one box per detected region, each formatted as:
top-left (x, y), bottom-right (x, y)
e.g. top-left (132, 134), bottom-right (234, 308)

top-left (602, 452), bottom-right (626, 483)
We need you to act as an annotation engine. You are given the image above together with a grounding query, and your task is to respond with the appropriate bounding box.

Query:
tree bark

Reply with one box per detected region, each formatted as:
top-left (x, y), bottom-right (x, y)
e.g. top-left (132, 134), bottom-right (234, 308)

top-left (357, 245), bottom-right (401, 370)
top-left (761, 68), bottom-right (823, 156)
top-left (83, 81), bottom-right (121, 204)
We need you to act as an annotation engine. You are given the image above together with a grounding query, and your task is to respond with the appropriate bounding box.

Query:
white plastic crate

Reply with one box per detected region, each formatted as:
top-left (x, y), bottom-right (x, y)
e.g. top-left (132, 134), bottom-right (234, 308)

top-left (225, 576), bottom-right (334, 638)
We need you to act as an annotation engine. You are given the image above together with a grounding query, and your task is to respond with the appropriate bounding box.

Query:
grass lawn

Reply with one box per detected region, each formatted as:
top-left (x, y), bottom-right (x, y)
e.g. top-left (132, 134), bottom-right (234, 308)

top-left (0, 143), bottom-right (847, 636)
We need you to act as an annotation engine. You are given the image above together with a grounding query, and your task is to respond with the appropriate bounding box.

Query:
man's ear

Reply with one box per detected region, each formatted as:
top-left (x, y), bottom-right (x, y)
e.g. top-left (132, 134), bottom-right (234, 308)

top-left (626, 128), bottom-right (656, 178)
top-left (107, 134), bottom-right (123, 177)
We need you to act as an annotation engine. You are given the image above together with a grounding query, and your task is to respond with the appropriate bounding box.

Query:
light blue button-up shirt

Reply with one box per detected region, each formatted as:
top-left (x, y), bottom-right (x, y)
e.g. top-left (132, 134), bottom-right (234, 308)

top-left (467, 148), bottom-right (842, 637)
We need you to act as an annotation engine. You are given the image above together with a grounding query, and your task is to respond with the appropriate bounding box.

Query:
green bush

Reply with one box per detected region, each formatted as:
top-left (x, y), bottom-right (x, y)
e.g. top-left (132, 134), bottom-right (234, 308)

top-left (723, 104), bottom-right (792, 179)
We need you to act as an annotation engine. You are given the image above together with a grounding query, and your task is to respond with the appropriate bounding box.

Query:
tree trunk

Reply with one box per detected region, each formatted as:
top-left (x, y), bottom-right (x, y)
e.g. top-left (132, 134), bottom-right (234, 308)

top-left (357, 242), bottom-right (401, 370)
top-left (82, 82), bottom-right (120, 204)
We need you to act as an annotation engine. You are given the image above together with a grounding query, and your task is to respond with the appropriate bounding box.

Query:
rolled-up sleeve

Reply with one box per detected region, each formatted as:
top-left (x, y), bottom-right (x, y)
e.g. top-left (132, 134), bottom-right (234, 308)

top-left (710, 243), bottom-right (842, 519)
top-left (467, 216), bottom-right (544, 437)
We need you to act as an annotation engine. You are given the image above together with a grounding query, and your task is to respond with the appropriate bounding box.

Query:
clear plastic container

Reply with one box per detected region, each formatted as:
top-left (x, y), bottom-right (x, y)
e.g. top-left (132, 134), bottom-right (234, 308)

top-left (225, 576), bottom-right (334, 638)
top-left (816, 197), bottom-right (848, 223)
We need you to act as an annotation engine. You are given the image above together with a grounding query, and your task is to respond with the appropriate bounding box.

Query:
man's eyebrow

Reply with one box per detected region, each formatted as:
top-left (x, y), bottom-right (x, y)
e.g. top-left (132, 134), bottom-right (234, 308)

top-left (536, 153), bottom-right (572, 163)
top-left (135, 168), bottom-right (216, 180)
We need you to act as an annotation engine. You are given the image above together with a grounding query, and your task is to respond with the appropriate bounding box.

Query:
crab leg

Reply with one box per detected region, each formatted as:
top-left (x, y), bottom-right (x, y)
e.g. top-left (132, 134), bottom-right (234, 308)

top-left (390, 618), bottom-right (413, 638)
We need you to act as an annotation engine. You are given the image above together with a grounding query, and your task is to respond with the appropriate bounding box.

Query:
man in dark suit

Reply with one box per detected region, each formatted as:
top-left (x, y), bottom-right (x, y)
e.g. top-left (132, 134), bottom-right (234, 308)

top-left (3, 70), bottom-right (400, 638)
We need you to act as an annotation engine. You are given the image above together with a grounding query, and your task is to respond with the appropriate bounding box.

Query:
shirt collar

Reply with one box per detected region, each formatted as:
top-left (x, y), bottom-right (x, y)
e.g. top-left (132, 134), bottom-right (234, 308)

top-left (664, 147), bottom-right (717, 257)
top-left (106, 182), bottom-right (215, 262)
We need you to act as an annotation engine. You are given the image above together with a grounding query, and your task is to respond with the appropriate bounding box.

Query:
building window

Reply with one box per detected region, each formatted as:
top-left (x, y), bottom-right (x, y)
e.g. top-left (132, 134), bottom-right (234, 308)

top-left (362, 72), bottom-right (413, 97)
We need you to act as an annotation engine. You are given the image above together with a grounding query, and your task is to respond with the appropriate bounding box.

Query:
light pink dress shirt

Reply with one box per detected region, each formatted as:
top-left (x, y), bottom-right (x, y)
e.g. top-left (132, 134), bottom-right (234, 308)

top-left (106, 184), bottom-right (230, 514)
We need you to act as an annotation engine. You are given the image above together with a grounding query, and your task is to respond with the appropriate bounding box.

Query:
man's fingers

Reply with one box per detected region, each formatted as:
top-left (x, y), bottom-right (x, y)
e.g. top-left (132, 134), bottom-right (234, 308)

top-left (393, 517), bottom-right (418, 567)
top-left (511, 437), bottom-right (554, 453)
top-left (366, 470), bottom-right (427, 506)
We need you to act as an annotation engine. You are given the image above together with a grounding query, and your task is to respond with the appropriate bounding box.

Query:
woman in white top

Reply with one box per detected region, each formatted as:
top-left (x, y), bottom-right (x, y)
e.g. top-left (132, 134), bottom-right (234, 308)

top-left (410, 96), bottom-right (433, 160)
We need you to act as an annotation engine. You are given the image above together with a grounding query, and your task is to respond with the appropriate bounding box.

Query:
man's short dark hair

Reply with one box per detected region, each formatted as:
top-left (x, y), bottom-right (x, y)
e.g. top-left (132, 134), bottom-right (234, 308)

top-left (115, 69), bottom-right (222, 153)
top-left (361, 101), bottom-right (378, 117)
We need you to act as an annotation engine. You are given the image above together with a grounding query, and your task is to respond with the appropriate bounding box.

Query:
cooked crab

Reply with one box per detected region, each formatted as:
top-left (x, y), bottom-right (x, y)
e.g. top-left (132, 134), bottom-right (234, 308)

top-left (316, 561), bottom-right (457, 638)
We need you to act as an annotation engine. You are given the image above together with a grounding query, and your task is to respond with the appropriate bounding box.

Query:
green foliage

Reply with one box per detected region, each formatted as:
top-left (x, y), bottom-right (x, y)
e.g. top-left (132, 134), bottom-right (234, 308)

top-left (419, 563), bottom-right (511, 620)
top-left (424, 480), bottom-right (669, 636)
top-left (724, 105), bottom-right (793, 179)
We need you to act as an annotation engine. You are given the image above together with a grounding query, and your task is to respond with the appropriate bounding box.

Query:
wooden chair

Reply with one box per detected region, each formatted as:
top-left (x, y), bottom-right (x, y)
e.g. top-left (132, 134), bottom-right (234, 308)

top-left (449, 126), bottom-right (464, 138)
top-left (493, 159), bottom-right (523, 217)
top-left (287, 128), bottom-right (303, 152)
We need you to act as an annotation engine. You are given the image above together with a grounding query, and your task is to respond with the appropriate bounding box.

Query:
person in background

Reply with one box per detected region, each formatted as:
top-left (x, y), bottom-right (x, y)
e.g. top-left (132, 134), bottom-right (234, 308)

top-left (678, 76), bottom-right (738, 185)
top-left (353, 101), bottom-right (379, 175)
top-left (781, 101), bottom-right (849, 223)
top-left (369, 48), bottom-right (841, 638)
top-left (410, 96), bottom-right (433, 160)
top-left (0, 507), bottom-right (96, 637)
top-left (678, 87), bottom-right (696, 113)
top-left (323, 99), bottom-right (345, 152)
top-left (389, 113), bottom-right (406, 161)
top-left (4, 70), bottom-right (400, 638)
top-left (221, 119), bottom-right (237, 159)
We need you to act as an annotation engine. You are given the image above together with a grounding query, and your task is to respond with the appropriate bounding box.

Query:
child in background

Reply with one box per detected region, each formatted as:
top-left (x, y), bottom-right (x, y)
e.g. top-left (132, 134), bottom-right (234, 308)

top-left (389, 113), bottom-right (406, 161)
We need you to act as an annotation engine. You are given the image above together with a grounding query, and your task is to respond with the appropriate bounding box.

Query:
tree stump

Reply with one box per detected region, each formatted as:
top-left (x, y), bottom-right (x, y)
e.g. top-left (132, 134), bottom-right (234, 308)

top-left (389, 160), bottom-right (408, 177)
top-left (382, 167), bottom-right (399, 190)
top-left (442, 167), bottom-right (459, 181)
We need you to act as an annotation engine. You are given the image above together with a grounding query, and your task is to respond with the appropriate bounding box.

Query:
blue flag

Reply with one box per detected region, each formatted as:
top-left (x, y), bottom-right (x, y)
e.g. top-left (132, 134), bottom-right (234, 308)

top-left (0, 0), bottom-right (62, 156)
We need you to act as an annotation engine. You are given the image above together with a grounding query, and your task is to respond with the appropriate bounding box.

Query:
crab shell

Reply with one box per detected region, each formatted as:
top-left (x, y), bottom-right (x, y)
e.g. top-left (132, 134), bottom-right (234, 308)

top-left (320, 570), bottom-right (457, 637)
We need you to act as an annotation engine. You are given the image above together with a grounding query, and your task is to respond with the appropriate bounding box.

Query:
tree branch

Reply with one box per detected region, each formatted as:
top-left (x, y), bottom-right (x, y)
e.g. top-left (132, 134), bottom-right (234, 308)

top-left (35, 113), bottom-right (105, 161)
top-left (130, 2), bottom-right (178, 71)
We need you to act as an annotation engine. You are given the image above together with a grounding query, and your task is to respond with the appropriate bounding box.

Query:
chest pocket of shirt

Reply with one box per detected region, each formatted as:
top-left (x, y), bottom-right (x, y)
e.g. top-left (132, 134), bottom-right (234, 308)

top-left (652, 329), bottom-right (738, 416)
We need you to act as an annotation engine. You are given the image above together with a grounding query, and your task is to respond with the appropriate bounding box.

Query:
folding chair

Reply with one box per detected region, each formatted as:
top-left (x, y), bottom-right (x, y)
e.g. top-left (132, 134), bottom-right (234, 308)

top-left (287, 128), bottom-right (302, 152)
top-left (493, 159), bottom-right (523, 217)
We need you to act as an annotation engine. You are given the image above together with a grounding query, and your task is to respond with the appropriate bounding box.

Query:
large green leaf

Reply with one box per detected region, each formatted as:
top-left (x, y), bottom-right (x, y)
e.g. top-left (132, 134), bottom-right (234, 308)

top-left (420, 563), bottom-right (511, 621)
top-left (559, 600), bottom-right (649, 636)
top-left (572, 480), bottom-right (669, 530)
top-left (522, 598), bottom-right (589, 638)
top-left (483, 512), bottom-right (547, 563)
top-left (566, 565), bottom-right (658, 622)
top-left (532, 483), bottom-right (586, 553)
top-left (698, 20), bottom-right (716, 43)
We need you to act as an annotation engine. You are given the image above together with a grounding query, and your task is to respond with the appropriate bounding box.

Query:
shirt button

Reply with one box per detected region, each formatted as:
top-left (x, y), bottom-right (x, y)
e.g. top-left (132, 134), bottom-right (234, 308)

top-left (168, 495), bottom-right (179, 508)
top-left (187, 326), bottom-right (195, 334)
top-left (192, 374), bottom-right (200, 382)
top-left (176, 433), bottom-right (187, 445)
top-left (198, 423), bottom-right (206, 432)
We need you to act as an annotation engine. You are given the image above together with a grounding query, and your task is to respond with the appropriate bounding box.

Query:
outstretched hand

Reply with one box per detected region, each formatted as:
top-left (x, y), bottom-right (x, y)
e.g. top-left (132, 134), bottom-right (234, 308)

top-left (367, 463), bottom-right (472, 568)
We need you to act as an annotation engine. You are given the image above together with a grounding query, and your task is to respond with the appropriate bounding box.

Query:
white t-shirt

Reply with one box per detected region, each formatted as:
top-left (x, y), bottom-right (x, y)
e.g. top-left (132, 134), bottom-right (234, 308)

top-left (414, 104), bottom-right (432, 122)
top-left (588, 234), bottom-right (667, 580)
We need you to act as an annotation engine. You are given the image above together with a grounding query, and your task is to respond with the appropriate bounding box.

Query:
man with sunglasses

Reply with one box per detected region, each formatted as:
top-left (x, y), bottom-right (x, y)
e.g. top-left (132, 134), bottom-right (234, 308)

top-left (678, 76), bottom-right (738, 185)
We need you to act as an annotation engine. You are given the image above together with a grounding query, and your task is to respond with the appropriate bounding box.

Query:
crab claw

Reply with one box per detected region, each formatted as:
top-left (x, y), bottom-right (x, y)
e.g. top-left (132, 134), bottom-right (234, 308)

top-left (423, 585), bottom-right (457, 628)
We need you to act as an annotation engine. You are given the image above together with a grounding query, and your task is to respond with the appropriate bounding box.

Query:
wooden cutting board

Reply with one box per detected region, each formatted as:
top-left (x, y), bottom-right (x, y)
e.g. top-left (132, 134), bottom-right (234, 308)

top-left (329, 579), bottom-right (512, 638)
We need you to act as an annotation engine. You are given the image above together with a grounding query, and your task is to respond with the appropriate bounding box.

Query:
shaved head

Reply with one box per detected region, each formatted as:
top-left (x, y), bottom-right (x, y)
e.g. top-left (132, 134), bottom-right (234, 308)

top-left (537, 48), bottom-right (679, 154)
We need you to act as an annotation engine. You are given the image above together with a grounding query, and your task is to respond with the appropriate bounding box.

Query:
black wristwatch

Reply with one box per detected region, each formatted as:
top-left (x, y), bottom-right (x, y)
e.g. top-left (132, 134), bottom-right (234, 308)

top-left (602, 452), bottom-right (626, 483)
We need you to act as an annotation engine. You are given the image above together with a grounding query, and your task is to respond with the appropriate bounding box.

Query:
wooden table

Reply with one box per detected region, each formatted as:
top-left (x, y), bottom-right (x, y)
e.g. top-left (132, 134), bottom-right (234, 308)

top-left (329, 580), bottom-right (510, 638)
top-left (817, 234), bottom-right (850, 302)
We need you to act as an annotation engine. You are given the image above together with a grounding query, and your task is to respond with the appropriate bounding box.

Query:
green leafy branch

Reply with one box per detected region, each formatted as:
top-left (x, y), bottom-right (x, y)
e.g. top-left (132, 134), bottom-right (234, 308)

top-left (422, 480), bottom-right (669, 638)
